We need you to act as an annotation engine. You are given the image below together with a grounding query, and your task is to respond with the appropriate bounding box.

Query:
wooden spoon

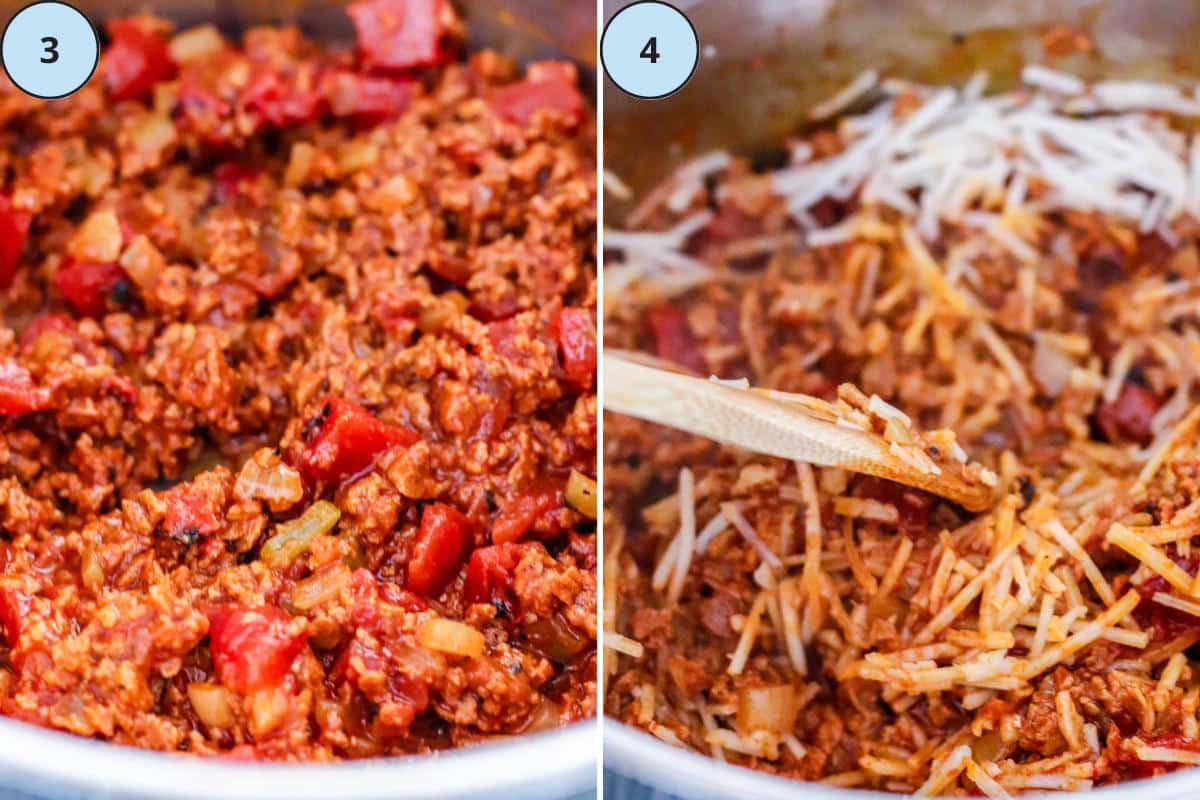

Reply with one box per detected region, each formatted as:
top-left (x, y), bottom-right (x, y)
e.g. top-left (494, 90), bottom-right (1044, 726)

top-left (603, 351), bottom-right (995, 512)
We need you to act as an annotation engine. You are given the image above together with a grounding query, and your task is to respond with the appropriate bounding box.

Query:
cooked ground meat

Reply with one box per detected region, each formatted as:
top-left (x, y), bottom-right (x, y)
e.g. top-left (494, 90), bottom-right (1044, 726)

top-left (0, 1), bottom-right (595, 760)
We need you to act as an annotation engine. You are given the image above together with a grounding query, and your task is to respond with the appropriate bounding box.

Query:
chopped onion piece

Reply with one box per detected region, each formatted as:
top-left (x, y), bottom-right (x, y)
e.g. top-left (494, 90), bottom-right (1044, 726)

top-left (188, 682), bottom-right (236, 729)
top-left (248, 686), bottom-right (288, 738)
top-left (1032, 335), bottom-right (1075, 398)
top-left (169, 25), bottom-right (225, 63)
top-left (565, 470), bottom-right (597, 519)
top-left (737, 684), bottom-right (797, 735)
top-left (130, 113), bottom-right (177, 156)
top-left (236, 450), bottom-right (305, 512)
top-left (69, 209), bottom-right (122, 262)
top-left (284, 142), bottom-right (316, 188)
top-left (119, 234), bottom-right (166, 290)
top-left (418, 618), bottom-right (485, 658)
top-left (337, 141), bottom-right (378, 175)
top-left (419, 292), bottom-right (468, 333)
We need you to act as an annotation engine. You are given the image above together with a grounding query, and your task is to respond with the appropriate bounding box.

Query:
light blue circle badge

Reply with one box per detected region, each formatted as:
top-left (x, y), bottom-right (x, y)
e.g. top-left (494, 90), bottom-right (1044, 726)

top-left (2, 2), bottom-right (98, 99)
top-left (602, 1), bottom-right (698, 99)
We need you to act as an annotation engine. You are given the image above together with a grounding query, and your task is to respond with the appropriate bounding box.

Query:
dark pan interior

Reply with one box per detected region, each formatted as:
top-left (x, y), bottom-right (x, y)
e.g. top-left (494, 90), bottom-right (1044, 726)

top-left (604, 0), bottom-right (1200, 215)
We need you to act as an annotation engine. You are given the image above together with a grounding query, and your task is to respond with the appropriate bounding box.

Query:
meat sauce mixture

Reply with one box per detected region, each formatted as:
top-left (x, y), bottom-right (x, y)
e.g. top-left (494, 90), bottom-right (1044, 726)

top-left (0, 0), bottom-right (597, 760)
top-left (605, 65), bottom-right (1200, 792)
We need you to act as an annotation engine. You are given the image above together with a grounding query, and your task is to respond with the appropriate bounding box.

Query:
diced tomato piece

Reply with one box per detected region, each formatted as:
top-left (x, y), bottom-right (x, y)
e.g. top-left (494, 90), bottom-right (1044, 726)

top-left (486, 62), bottom-right (584, 127)
top-left (1095, 381), bottom-right (1162, 446)
top-left (326, 71), bottom-right (416, 126)
top-left (348, 568), bottom-right (427, 631)
top-left (337, 635), bottom-right (430, 732)
top-left (1136, 547), bottom-right (1200, 641)
top-left (552, 307), bottom-right (596, 391)
top-left (294, 397), bottom-right (419, 486)
top-left (175, 64), bottom-right (238, 144)
top-left (19, 313), bottom-right (74, 352)
top-left (243, 68), bottom-right (325, 128)
top-left (646, 302), bottom-right (705, 373)
top-left (212, 162), bottom-right (258, 204)
top-left (55, 259), bottom-right (127, 317)
top-left (348, 568), bottom-right (383, 630)
top-left (0, 588), bottom-right (30, 645)
top-left (486, 318), bottom-right (525, 360)
top-left (464, 542), bottom-right (532, 605)
top-left (379, 580), bottom-right (428, 613)
top-left (491, 490), bottom-right (560, 545)
top-left (690, 205), bottom-right (769, 269)
top-left (161, 484), bottom-right (223, 543)
top-left (104, 19), bottom-right (177, 102)
top-left (471, 292), bottom-right (520, 322)
top-left (855, 476), bottom-right (934, 536)
top-left (378, 672), bottom-right (429, 731)
top-left (206, 605), bottom-right (307, 693)
top-left (347, 0), bottom-right (452, 71)
top-left (0, 194), bottom-right (31, 290)
top-left (406, 503), bottom-right (472, 597)
top-left (0, 361), bottom-right (51, 415)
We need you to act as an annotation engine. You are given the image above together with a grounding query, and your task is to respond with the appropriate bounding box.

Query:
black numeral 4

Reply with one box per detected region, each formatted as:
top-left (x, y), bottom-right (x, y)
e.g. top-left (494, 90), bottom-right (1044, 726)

top-left (640, 36), bottom-right (660, 64)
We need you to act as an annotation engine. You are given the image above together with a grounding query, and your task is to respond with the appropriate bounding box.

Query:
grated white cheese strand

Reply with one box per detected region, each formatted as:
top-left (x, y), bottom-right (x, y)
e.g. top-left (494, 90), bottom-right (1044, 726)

top-left (810, 69), bottom-right (880, 121)
top-left (1021, 65), bottom-right (1085, 95)
top-left (694, 510), bottom-right (731, 554)
top-left (667, 468), bottom-right (697, 604)
top-left (721, 502), bottom-right (784, 572)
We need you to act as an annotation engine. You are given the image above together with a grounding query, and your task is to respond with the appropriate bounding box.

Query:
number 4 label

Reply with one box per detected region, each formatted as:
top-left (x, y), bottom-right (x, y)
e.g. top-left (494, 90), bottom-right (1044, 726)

top-left (602, 1), bottom-right (699, 99)
top-left (640, 36), bottom-right (660, 64)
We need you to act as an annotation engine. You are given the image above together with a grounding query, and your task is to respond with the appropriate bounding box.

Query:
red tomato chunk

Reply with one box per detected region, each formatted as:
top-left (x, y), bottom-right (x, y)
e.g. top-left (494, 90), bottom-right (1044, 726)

top-left (464, 542), bottom-right (531, 605)
top-left (1136, 547), bottom-right (1200, 641)
top-left (0, 194), bottom-right (31, 289)
top-left (407, 503), bottom-right (472, 597)
top-left (207, 605), bottom-right (307, 693)
top-left (0, 588), bottom-right (30, 645)
top-left (55, 259), bottom-right (127, 317)
top-left (18, 314), bottom-right (73, 352)
top-left (326, 72), bottom-right (416, 127)
top-left (348, 0), bottom-right (451, 72)
top-left (0, 361), bottom-right (51, 415)
top-left (161, 484), bottom-right (223, 542)
top-left (243, 68), bottom-right (324, 128)
top-left (854, 476), bottom-right (934, 536)
top-left (212, 162), bottom-right (258, 204)
top-left (1095, 381), bottom-right (1162, 446)
top-left (646, 302), bottom-right (705, 374)
top-left (492, 491), bottom-right (560, 545)
top-left (486, 62), bottom-right (584, 127)
top-left (554, 307), bottom-right (596, 390)
top-left (104, 20), bottom-right (177, 102)
top-left (294, 397), bottom-right (418, 486)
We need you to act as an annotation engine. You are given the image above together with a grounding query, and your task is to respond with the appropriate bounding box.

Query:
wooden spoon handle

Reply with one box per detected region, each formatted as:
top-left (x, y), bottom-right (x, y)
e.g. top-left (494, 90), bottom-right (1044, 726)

top-left (603, 353), bottom-right (993, 511)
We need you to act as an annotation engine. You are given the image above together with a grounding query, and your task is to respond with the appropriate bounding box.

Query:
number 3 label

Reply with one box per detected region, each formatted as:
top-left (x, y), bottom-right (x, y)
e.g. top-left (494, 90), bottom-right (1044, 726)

top-left (2, 2), bottom-right (98, 99)
top-left (40, 35), bottom-right (59, 64)
top-left (602, 1), bottom-right (699, 99)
